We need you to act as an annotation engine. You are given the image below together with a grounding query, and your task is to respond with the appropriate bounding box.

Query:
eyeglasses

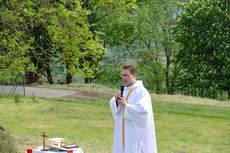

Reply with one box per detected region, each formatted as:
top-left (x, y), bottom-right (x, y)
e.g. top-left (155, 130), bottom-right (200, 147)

top-left (121, 74), bottom-right (132, 78)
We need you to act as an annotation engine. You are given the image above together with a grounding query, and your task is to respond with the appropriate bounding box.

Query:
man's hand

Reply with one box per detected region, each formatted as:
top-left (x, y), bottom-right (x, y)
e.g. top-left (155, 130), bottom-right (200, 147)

top-left (115, 94), bottom-right (126, 107)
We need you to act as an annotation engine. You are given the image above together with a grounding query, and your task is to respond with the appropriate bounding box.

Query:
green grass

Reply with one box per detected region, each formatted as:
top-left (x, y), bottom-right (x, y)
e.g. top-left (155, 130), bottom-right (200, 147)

top-left (0, 131), bottom-right (19, 153)
top-left (0, 92), bottom-right (229, 153)
top-left (40, 83), bottom-right (118, 94)
top-left (152, 100), bottom-right (230, 153)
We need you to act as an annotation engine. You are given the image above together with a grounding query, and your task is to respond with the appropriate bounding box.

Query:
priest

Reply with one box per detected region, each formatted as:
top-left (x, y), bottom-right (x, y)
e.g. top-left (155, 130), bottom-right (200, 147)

top-left (110, 65), bottom-right (157, 153)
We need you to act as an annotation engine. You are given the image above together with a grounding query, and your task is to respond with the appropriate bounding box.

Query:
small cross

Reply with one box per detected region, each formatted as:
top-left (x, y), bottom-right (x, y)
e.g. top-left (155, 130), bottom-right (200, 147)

top-left (41, 132), bottom-right (48, 151)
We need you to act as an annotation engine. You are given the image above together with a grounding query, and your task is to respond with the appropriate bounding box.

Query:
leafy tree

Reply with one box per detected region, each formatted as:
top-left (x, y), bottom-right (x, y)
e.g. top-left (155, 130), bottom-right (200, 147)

top-left (0, 0), bottom-right (106, 84)
top-left (92, 0), bottom-right (183, 92)
top-left (102, 0), bottom-right (181, 92)
top-left (83, 0), bottom-right (137, 84)
top-left (132, 0), bottom-right (182, 93)
top-left (174, 0), bottom-right (230, 92)
top-left (0, 0), bottom-right (35, 84)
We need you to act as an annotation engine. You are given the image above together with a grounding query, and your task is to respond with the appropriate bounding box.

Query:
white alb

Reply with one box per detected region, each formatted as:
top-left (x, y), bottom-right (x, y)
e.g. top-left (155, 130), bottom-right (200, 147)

top-left (110, 80), bottom-right (157, 153)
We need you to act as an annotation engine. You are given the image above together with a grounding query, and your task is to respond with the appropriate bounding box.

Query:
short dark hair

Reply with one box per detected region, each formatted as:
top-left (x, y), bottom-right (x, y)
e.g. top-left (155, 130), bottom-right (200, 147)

top-left (122, 65), bottom-right (136, 74)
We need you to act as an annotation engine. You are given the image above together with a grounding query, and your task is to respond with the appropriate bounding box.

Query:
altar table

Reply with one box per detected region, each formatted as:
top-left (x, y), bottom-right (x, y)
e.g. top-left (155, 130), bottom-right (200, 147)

top-left (26, 146), bottom-right (84, 153)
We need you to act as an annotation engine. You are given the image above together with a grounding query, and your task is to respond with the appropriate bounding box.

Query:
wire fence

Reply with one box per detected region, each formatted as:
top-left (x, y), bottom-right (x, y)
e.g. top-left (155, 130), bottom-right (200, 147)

top-left (150, 88), bottom-right (230, 101)
top-left (0, 75), bottom-right (25, 96)
top-left (1, 73), bottom-right (228, 102)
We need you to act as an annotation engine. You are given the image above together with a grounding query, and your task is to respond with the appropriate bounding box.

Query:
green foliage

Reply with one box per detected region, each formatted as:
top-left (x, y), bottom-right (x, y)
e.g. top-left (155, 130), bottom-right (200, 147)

top-left (217, 91), bottom-right (229, 101)
top-left (0, 131), bottom-right (19, 153)
top-left (85, 0), bottom-right (137, 48)
top-left (84, 0), bottom-right (138, 84)
top-left (136, 62), bottom-right (165, 91)
top-left (100, 0), bottom-right (182, 92)
top-left (94, 65), bottom-right (123, 88)
top-left (174, 0), bottom-right (230, 91)
top-left (0, 0), bottom-right (106, 83)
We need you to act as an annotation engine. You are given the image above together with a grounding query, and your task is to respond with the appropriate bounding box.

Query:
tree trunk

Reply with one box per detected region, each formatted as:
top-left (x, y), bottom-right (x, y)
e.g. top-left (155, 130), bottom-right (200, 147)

top-left (165, 56), bottom-right (170, 94)
top-left (25, 72), bottom-right (40, 84)
top-left (85, 78), bottom-right (92, 84)
top-left (66, 74), bottom-right (72, 84)
top-left (153, 69), bottom-right (161, 93)
top-left (46, 68), bottom-right (54, 84)
top-left (163, 21), bottom-right (170, 94)
top-left (66, 63), bottom-right (72, 84)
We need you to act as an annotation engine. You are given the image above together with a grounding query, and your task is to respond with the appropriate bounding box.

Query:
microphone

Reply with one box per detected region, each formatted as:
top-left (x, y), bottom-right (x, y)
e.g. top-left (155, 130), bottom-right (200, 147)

top-left (120, 86), bottom-right (124, 97)
top-left (116, 86), bottom-right (125, 107)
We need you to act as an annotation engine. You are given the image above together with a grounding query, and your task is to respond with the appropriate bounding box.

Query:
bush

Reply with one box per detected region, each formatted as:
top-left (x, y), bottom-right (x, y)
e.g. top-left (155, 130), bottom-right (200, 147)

top-left (217, 91), bottom-right (229, 101)
top-left (0, 131), bottom-right (19, 153)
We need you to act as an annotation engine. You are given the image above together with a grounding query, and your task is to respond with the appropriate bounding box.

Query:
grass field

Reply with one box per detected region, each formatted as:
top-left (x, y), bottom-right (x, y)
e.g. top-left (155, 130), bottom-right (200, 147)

top-left (0, 84), bottom-right (229, 153)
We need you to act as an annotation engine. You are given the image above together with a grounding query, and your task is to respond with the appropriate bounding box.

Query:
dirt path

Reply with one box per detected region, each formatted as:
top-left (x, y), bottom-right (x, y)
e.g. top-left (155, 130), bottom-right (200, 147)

top-left (0, 86), bottom-right (101, 100)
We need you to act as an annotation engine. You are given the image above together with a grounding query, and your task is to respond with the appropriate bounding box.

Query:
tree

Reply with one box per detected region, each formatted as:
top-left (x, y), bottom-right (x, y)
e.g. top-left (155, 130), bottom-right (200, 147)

top-left (174, 0), bottom-right (230, 92)
top-left (0, 0), bottom-right (106, 84)
top-left (132, 0), bottom-right (182, 93)
top-left (92, 0), bottom-right (183, 92)
top-left (83, 0), bottom-right (137, 84)
top-left (102, 0), bottom-right (182, 93)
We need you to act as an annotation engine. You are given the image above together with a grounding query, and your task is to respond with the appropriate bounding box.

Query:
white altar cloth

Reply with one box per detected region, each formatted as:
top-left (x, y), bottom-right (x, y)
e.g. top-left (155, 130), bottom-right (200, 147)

top-left (26, 146), bottom-right (84, 153)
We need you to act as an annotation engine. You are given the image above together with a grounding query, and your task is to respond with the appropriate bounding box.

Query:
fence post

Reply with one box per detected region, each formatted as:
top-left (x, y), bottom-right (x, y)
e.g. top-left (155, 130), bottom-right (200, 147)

top-left (23, 74), bottom-right (26, 96)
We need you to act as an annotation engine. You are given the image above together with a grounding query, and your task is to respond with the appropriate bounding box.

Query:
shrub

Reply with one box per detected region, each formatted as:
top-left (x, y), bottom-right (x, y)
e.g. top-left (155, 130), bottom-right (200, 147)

top-left (217, 91), bottom-right (229, 101)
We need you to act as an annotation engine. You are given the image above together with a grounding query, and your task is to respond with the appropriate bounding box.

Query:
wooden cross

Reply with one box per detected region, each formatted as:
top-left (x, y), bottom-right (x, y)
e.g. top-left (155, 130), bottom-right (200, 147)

top-left (41, 132), bottom-right (48, 151)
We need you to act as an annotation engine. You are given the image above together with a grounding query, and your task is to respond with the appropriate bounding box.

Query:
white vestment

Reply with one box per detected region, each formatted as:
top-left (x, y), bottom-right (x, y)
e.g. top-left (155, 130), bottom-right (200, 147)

top-left (110, 80), bottom-right (157, 153)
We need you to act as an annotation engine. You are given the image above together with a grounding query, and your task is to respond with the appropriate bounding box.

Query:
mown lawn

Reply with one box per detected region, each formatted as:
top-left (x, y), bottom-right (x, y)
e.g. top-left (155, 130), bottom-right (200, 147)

top-left (0, 94), bottom-right (229, 153)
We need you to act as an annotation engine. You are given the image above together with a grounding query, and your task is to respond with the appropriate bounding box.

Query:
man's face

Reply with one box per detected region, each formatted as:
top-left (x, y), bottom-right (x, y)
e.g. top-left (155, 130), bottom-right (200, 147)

top-left (121, 69), bottom-right (136, 86)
